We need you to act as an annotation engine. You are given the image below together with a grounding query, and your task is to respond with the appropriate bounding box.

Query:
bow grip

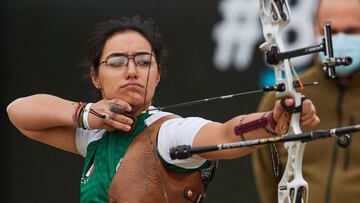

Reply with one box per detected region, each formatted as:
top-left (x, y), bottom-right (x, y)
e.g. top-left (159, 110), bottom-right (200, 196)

top-left (280, 97), bottom-right (308, 113)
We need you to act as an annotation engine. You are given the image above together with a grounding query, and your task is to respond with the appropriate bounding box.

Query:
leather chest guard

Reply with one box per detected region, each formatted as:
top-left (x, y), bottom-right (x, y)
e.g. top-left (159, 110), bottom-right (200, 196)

top-left (108, 115), bottom-right (212, 203)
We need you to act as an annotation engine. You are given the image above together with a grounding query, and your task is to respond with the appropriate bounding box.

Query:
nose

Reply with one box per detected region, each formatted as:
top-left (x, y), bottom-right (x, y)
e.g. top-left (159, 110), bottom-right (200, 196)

top-left (125, 59), bottom-right (138, 79)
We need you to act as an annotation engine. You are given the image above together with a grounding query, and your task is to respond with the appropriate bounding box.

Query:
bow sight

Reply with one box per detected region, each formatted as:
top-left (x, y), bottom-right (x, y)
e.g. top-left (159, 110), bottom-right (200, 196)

top-left (264, 22), bottom-right (352, 78)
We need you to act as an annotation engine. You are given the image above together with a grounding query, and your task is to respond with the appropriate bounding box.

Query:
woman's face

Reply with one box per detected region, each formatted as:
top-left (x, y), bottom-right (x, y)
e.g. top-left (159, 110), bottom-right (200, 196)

top-left (91, 31), bottom-right (160, 112)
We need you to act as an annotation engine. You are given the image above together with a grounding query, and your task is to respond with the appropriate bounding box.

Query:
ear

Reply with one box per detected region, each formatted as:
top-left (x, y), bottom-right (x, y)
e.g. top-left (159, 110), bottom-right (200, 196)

top-left (90, 67), bottom-right (101, 89)
top-left (156, 72), bottom-right (161, 85)
top-left (155, 64), bottom-right (161, 85)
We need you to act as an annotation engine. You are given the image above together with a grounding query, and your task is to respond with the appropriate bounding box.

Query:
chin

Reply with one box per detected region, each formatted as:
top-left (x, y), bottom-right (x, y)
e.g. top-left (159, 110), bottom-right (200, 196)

top-left (130, 99), bottom-right (144, 107)
top-left (113, 90), bottom-right (154, 110)
top-left (126, 94), bottom-right (145, 107)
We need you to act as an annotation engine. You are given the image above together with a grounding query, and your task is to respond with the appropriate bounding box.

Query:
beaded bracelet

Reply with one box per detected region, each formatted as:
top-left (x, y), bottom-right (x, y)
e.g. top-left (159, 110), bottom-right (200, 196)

top-left (73, 101), bottom-right (110, 130)
top-left (263, 125), bottom-right (278, 136)
top-left (72, 102), bottom-right (86, 128)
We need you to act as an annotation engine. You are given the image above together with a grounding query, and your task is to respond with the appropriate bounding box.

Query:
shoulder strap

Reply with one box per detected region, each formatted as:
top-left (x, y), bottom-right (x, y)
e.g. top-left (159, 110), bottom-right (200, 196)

top-left (109, 114), bottom-right (208, 203)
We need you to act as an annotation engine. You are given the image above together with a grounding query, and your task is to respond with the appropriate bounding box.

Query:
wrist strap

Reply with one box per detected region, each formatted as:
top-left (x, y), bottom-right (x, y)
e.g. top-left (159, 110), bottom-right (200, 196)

top-left (234, 114), bottom-right (267, 136)
top-left (234, 112), bottom-right (278, 137)
top-left (83, 103), bottom-right (93, 130)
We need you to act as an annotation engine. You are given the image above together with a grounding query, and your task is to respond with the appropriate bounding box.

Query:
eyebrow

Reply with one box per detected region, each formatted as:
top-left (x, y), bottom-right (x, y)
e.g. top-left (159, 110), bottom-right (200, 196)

top-left (105, 51), bottom-right (152, 58)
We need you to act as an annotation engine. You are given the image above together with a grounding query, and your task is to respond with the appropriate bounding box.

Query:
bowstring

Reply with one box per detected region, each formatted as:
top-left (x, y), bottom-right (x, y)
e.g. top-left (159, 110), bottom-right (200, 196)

top-left (141, 1), bottom-right (170, 201)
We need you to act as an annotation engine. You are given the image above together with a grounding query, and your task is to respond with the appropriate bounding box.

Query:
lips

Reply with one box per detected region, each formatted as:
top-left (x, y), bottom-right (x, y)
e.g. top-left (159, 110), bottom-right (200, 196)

top-left (121, 82), bottom-right (144, 88)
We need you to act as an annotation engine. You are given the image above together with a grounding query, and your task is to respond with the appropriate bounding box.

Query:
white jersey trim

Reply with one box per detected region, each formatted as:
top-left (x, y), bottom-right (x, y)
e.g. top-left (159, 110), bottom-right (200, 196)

top-left (75, 107), bottom-right (212, 169)
top-left (157, 117), bottom-right (211, 169)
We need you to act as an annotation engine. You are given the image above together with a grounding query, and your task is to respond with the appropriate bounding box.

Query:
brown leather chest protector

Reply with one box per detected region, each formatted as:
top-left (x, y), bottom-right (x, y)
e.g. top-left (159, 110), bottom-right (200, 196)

top-left (108, 115), bottom-right (212, 203)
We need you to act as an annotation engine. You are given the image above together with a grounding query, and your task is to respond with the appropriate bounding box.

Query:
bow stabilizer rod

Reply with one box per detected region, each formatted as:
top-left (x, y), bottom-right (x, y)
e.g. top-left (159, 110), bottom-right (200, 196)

top-left (169, 125), bottom-right (360, 160)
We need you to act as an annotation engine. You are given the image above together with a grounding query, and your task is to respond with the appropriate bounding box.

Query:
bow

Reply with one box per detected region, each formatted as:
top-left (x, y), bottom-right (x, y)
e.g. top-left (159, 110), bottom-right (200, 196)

top-left (169, 1), bottom-right (352, 203)
top-left (259, 1), bottom-right (308, 202)
top-left (259, 1), bottom-right (351, 202)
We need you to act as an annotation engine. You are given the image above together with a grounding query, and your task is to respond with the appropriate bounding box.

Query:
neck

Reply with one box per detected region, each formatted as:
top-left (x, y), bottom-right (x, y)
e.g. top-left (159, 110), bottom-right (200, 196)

top-left (335, 69), bottom-right (360, 87)
top-left (132, 102), bottom-right (151, 117)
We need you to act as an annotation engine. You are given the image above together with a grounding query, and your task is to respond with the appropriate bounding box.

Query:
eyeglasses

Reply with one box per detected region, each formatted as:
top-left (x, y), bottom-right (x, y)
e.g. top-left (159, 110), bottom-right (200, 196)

top-left (99, 52), bottom-right (157, 68)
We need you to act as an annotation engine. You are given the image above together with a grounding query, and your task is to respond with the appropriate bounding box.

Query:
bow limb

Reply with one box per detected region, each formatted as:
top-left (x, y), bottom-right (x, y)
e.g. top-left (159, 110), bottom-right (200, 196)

top-left (259, 1), bottom-right (308, 203)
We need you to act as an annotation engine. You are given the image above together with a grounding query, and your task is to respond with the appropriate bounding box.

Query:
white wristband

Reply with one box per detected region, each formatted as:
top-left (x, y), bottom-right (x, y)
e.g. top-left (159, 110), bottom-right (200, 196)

top-left (83, 103), bottom-right (93, 130)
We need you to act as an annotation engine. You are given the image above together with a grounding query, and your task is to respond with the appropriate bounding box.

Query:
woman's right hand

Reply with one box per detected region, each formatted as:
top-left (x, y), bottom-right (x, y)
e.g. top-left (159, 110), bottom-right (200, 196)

top-left (87, 99), bottom-right (134, 132)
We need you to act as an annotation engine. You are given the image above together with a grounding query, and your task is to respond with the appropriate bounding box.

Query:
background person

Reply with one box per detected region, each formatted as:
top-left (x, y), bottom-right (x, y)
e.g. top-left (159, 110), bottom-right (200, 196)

top-left (252, 0), bottom-right (360, 202)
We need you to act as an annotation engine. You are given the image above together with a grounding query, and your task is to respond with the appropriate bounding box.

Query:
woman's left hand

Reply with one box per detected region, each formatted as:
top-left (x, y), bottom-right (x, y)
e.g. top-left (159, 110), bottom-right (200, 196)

top-left (272, 98), bottom-right (320, 134)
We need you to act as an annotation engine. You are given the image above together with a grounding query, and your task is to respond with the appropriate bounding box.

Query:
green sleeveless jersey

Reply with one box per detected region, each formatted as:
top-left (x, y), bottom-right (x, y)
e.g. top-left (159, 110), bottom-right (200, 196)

top-left (79, 112), bottom-right (210, 202)
top-left (80, 112), bottom-right (150, 203)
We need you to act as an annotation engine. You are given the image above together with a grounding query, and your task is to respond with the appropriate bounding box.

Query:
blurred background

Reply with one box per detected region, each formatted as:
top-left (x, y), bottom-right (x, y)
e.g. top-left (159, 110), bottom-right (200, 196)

top-left (2, 0), bottom-right (318, 202)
